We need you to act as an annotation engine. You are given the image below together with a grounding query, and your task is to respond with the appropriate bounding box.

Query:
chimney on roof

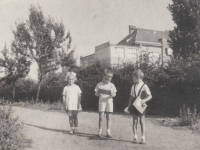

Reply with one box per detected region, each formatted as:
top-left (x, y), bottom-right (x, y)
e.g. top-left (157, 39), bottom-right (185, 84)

top-left (129, 25), bottom-right (136, 35)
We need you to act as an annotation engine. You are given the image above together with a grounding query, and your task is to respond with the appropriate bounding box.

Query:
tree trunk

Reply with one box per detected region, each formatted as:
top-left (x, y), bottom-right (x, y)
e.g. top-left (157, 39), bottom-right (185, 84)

top-left (12, 81), bottom-right (16, 103)
top-left (36, 80), bottom-right (42, 102)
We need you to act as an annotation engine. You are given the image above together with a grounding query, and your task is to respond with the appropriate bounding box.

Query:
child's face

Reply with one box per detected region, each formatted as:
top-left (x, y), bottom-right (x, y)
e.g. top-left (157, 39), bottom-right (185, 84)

top-left (132, 75), bottom-right (139, 84)
top-left (68, 76), bottom-right (75, 85)
top-left (103, 73), bottom-right (113, 83)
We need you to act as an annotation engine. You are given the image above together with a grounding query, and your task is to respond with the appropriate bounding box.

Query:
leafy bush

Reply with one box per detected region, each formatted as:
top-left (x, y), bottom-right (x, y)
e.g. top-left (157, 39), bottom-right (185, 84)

top-left (0, 105), bottom-right (24, 149)
top-left (178, 105), bottom-right (200, 126)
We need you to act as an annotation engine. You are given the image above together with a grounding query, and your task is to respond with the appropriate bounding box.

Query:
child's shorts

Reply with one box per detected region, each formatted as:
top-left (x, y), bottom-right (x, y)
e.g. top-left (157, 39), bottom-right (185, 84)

top-left (129, 105), bottom-right (146, 116)
top-left (99, 99), bottom-right (113, 113)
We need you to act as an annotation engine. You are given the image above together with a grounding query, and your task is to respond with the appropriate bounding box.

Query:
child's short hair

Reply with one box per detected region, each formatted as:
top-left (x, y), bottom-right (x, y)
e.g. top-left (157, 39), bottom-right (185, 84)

top-left (104, 69), bottom-right (113, 75)
top-left (66, 72), bottom-right (77, 82)
top-left (133, 69), bottom-right (144, 79)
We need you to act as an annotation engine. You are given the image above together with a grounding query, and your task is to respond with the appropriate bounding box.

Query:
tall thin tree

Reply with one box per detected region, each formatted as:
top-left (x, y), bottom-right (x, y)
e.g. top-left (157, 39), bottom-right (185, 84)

top-left (13, 5), bottom-right (75, 101)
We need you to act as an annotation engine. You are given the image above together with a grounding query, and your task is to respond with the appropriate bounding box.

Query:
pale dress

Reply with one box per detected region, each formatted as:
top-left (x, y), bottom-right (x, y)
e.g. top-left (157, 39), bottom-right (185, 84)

top-left (62, 84), bottom-right (82, 110)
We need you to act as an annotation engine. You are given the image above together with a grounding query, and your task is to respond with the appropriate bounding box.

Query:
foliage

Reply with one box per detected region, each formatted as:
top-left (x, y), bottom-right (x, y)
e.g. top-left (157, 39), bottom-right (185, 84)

top-left (168, 0), bottom-right (200, 58)
top-left (178, 104), bottom-right (199, 126)
top-left (13, 5), bottom-right (75, 101)
top-left (1, 52), bottom-right (200, 116)
top-left (0, 105), bottom-right (24, 149)
top-left (0, 44), bottom-right (31, 101)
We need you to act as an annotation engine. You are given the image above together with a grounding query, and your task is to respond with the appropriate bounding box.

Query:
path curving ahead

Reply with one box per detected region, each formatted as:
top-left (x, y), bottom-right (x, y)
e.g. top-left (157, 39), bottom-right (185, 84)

top-left (13, 107), bottom-right (199, 150)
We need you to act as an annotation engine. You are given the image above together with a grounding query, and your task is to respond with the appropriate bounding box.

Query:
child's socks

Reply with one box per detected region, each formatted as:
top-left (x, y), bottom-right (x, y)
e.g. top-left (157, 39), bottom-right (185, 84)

top-left (99, 129), bottom-right (102, 133)
top-left (141, 136), bottom-right (145, 140)
top-left (107, 129), bottom-right (111, 133)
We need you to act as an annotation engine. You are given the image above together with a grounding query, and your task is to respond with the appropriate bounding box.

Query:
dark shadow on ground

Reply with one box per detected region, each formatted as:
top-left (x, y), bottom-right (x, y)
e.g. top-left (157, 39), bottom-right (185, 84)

top-left (25, 123), bottom-right (132, 143)
top-left (76, 132), bottom-right (132, 143)
top-left (25, 123), bottom-right (70, 134)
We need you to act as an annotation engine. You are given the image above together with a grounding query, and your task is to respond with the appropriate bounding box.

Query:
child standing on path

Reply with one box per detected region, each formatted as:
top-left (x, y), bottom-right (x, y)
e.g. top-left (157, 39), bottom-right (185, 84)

top-left (126, 69), bottom-right (152, 144)
top-left (95, 69), bottom-right (117, 138)
top-left (62, 72), bottom-right (82, 134)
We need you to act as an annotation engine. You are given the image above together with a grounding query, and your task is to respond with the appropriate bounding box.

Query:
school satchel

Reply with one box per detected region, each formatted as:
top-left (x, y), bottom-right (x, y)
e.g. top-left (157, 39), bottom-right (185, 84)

top-left (132, 84), bottom-right (148, 114)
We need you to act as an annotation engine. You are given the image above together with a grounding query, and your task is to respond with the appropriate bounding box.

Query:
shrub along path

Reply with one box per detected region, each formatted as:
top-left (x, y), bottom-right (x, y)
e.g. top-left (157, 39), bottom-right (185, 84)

top-left (13, 107), bottom-right (199, 150)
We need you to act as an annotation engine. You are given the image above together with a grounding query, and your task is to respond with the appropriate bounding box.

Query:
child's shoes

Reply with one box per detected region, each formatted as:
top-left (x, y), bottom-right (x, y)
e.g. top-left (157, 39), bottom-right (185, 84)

top-left (97, 131), bottom-right (103, 137)
top-left (73, 129), bottom-right (78, 134)
top-left (139, 139), bottom-right (146, 144)
top-left (106, 132), bottom-right (112, 138)
top-left (132, 138), bottom-right (139, 144)
top-left (69, 129), bottom-right (74, 134)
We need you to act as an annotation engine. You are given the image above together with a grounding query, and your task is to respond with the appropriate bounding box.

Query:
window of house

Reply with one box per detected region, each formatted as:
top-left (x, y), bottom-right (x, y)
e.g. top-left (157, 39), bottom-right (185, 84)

top-left (114, 47), bottom-right (124, 58)
top-left (127, 48), bottom-right (137, 58)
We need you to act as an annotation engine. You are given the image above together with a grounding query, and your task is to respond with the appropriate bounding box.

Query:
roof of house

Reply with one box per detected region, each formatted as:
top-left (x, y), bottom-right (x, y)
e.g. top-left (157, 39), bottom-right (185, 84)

top-left (118, 28), bottom-right (169, 46)
top-left (80, 53), bottom-right (95, 59)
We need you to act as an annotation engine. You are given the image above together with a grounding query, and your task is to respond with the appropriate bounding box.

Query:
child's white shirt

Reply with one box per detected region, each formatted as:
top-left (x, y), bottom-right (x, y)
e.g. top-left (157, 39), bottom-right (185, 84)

top-left (130, 81), bottom-right (151, 98)
top-left (62, 84), bottom-right (82, 110)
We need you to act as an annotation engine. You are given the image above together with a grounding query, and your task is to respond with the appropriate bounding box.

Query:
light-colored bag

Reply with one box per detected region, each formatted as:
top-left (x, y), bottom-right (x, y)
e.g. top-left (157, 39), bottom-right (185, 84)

top-left (132, 84), bottom-right (148, 114)
top-left (133, 97), bottom-right (147, 114)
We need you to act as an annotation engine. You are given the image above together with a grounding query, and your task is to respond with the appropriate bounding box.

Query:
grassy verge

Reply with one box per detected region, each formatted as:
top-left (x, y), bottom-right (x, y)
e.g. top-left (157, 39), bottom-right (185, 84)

top-left (0, 105), bottom-right (24, 149)
top-left (155, 105), bottom-right (200, 134)
top-left (13, 101), bottom-right (65, 112)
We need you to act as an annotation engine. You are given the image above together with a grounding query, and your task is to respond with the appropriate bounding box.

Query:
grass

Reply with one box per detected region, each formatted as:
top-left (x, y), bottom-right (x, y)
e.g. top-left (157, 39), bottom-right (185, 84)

top-left (0, 104), bottom-right (24, 150)
top-left (13, 100), bottom-right (65, 112)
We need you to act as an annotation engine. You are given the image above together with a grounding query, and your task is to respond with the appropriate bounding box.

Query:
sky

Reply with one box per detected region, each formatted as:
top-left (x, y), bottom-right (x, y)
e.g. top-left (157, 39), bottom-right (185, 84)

top-left (0, 0), bottom-right (175, 80)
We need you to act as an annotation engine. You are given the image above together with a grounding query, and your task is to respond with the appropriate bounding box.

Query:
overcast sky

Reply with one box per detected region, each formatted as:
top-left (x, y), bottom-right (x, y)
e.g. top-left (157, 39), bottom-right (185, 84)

top-left (0, 0), bottom-right (175, 80)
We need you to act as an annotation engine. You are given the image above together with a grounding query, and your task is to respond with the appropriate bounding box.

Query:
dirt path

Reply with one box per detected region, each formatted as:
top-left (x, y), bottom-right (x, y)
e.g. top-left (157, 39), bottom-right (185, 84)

top-left (13, 107), bottom-right (199, 150)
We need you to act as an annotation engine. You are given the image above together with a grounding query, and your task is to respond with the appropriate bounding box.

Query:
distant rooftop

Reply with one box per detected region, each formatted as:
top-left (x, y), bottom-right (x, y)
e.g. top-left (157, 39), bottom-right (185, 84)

top-left (118, 26), bottom-right (169, 46)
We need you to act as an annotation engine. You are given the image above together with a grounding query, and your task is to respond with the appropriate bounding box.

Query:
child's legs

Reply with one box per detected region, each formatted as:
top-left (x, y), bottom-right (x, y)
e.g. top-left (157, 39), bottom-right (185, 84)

top-left (72, 111), bottom-right (78, 127)
top-left (105, 100), bottom-right (113, 132)
top-left (68, 110), bottom-right (74, 128)
top-left (99, 112), bottom-right (104, 130)
top-left (139, 115), bottom-right (146, 138)
top-left (106, 112), bottom-right (112, 132)
top-left (132, 114), bottom-right (139, 137)
top-left (98, 100), bottom-right (106, 131)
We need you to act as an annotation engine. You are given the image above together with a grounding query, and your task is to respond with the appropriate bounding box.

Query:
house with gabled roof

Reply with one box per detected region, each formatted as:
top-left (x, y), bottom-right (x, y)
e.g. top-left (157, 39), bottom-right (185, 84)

top-left (80, 25), bottom-right (172, 68)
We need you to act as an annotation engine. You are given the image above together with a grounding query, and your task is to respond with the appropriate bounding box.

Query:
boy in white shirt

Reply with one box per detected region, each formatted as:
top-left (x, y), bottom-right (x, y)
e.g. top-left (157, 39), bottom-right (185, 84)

top-left (95, 69), bottom-right (117, 138)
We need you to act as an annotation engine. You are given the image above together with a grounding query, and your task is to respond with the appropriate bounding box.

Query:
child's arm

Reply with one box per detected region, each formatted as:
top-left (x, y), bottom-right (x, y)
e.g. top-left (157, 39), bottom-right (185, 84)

top-left (127, 96), bottom-right (134, 109)
top-left (62, 95), bottom-right (66, 104)
top-left (77, 94), bottom-right (81, 109)
top-left (127, 85), bottom-right (135, 108)
top-left (110, 83), bottom-right (117, 98)
top-left (110, 92), bottom-right (116, 98)
top-left (141, 85), bottom-right (152, 104)
top-left (95, 84), bottom-right (100, 97)
top-left (62, 87), bottom-right (66, 104)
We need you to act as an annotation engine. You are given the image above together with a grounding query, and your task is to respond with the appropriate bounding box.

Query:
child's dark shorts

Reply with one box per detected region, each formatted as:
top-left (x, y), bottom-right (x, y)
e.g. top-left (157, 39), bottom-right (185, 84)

top-left (129, 105), bottom-right (146, 116)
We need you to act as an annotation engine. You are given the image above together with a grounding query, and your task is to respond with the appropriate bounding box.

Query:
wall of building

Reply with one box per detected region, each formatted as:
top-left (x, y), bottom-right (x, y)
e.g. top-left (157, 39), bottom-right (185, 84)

top-left (80, 54), bottom-right (95, 68)
top-left (80, 39), bottom-right (172, 68)
top-left (94, 42), bottom-right (111, 64)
